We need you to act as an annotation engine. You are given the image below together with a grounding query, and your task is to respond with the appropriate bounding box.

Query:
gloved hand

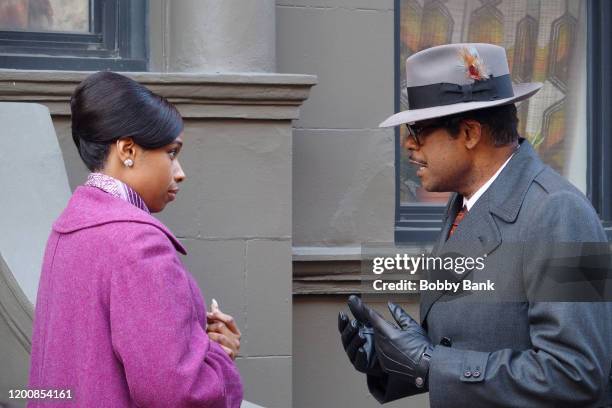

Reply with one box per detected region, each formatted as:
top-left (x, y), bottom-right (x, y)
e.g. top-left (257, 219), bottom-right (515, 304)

top-left (353, 299), bottom-right (434, 389)
top-left (338, 295), bottom-right (382, 376)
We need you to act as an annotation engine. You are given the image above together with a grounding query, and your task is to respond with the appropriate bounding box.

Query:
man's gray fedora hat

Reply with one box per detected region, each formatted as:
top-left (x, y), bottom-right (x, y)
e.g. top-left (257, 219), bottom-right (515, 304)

top-left (380, 43), bottom-right (542, 127)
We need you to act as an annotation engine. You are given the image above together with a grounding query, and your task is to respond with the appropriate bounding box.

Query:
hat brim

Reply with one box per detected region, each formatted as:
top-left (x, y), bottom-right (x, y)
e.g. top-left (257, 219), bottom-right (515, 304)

top-left (379, 82), bottom-right (543, 128)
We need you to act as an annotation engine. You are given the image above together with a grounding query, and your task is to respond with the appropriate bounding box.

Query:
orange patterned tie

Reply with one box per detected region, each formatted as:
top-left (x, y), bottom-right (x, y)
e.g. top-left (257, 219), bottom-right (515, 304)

top-left (448, 205), bottom-right (468, 238)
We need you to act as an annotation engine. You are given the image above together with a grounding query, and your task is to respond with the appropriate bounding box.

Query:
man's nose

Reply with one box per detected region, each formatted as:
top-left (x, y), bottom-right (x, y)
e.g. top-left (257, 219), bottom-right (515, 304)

top-left (404, 134), bottom-right (419, 151)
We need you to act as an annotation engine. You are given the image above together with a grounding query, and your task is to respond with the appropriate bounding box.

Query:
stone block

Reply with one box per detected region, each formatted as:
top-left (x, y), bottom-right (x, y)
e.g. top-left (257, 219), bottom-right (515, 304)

top-left (277, 5), bottom-right (394, 129)
top-left (243, 240), bottom-right (292, 356)
top-left (293, 128), bottom-right (394, 246)
top-left (161, 120), bottom-right (292, 239)
top-left (179, 239), bottom-right (247, 332)
top-left (236, 356), bottom-right (291, 408)
top-left (293, 296), bottom-right (429, 408)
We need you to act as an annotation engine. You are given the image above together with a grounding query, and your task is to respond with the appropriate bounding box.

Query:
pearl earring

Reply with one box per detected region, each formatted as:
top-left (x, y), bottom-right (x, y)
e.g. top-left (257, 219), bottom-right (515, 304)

top-left (124, 159), bottom-right (134, 167)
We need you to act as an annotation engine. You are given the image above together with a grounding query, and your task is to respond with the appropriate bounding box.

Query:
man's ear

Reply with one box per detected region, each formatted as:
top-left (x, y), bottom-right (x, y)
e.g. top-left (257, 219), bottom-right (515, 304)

top-left (116, 137), bottom-right (137, 162)
top-left (461, 120), bottom-right (482, 150)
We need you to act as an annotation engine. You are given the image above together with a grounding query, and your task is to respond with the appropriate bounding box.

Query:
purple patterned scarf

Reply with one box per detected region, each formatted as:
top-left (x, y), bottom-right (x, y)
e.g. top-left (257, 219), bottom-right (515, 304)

top-left (84, 172), bottom-right (150, 214)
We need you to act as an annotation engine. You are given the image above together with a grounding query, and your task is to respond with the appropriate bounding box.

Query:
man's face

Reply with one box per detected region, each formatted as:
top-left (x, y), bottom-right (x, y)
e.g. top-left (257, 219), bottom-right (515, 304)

top-left (404, 121), bottom-right (472, 193)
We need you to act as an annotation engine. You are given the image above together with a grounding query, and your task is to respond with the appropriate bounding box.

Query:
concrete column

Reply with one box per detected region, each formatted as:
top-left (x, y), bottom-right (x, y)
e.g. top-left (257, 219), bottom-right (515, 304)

top-left (150, 0), bottom-right (276, 73)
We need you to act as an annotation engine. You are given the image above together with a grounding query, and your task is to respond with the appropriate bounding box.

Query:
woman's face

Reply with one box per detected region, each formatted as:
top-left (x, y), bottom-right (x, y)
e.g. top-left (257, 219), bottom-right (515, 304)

top-left (114, 133), bottom-right (186, 213)
top-left (137, 134), bottom-right (186, 212)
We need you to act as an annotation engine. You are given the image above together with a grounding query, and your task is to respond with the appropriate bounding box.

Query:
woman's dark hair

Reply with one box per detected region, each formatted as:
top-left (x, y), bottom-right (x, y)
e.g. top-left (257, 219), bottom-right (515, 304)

top-left (436, 104), bottom-right (520, 146)
top-left (70, 71), bottom-right (184, 171)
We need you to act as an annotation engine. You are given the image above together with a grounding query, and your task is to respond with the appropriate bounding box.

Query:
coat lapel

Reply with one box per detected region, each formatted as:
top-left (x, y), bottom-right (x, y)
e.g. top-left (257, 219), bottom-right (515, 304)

top-left (432, 193), bottom-right (461, 256)
top-left (419, 195), bottom-right (501, 324)
top-left (419, 138), bottom-right (546, 325)
top-left (419, 194), bottom-right (460, 324)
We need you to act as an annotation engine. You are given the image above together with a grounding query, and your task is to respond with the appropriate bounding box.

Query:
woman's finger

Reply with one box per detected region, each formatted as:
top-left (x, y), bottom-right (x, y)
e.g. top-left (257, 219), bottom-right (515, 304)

top-left (207, 309), bottom-right (235, 327)
top-left (220, 344), bottom-right (235, 360)
top-left (207, 310), bottom-right (240, 336)
top-left (206, 322), bottom-right (222, 332)
top-left (209, 335), bottom-right (235, 360)
top-left (208, 332), bottom-right (240, 354)
top-left (210, 329), bottom-right (241, 351)
top-left (207, 322), bottom-right (233, 337)
top-left (207, 319), bottom-right (242, 341)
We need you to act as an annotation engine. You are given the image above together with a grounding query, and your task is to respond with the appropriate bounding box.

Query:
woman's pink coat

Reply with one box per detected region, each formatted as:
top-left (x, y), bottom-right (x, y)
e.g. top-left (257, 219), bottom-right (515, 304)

top-left (28, 186), bottom-right (243, 407)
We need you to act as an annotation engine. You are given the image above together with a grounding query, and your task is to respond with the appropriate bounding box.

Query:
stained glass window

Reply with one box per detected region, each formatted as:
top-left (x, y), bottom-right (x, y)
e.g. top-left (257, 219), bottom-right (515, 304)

top-left (398, 0), bottom-right (587, 205)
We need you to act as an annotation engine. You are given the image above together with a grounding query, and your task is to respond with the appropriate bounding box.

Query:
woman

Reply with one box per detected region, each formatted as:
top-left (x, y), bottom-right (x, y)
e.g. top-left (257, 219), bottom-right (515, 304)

top-left (28, 72), bottom-right (243, 407)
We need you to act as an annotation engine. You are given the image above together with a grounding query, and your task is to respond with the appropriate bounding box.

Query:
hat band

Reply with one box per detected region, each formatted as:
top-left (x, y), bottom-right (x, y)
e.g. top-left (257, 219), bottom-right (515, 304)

top-left (406, 74), bottom-right (514, 110)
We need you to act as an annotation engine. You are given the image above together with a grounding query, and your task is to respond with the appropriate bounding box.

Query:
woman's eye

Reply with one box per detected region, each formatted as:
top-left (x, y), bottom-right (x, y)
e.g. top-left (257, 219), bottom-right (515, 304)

top-left (169, 150), bottom-right (177, 159)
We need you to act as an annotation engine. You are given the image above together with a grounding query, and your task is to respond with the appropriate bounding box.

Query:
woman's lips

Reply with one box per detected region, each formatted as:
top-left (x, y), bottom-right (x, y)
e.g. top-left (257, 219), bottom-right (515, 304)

top-left (168, 189), bottom-right (179, 201)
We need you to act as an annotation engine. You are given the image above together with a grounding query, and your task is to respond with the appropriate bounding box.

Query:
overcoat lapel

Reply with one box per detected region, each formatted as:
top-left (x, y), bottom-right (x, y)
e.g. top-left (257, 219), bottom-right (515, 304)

top-left (419, 138), bottom-right (546, 326)
top-left (432, 193), bottom-right (461, 256)
top-left (419, 194), bottom-right (501, 324)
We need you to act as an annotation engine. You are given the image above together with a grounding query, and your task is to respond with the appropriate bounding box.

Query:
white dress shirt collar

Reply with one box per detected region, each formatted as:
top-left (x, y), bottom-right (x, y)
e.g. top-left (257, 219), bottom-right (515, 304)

top-left (463, 147), bottom-right (518, 211)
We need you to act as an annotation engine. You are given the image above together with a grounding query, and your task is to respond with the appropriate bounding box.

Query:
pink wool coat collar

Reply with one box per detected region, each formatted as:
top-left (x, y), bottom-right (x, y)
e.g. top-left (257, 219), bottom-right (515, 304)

top-left (53, 185), bottom-right (187, 255)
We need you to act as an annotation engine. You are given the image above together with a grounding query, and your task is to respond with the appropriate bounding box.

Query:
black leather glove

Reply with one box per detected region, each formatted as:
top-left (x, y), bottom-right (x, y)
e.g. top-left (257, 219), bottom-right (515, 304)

top-left (338, 295), bottom-right (382, 376)
top-left (354, 299), bottom-right (434, 389)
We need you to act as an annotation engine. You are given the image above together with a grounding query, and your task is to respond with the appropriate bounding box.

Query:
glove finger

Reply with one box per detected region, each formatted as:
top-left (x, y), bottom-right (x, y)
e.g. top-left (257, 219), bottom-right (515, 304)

top-left (347, 295), bottom-right (371, 325)
top-left (387, 301), bottom-right (418, 330)
top-left (341, 319), bottom-right (359, 349)
top-left (346, 330), bottom-right (367, 362)
top-left (366, 306), bottom-right (396, 338)
top-left (353, 347), bottom-right (369, 372)
top-left (338, 311), bottom-right (349, 333)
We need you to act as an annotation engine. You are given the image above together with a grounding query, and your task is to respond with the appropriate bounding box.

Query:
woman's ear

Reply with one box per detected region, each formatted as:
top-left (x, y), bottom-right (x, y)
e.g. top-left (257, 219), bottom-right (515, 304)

top-left (116, 137), bottom-right (137, 163)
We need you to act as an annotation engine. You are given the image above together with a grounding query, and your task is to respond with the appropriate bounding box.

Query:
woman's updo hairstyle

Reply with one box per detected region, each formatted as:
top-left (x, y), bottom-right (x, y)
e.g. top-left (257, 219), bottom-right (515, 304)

top-left (70, 71), bottom-right (183, 172)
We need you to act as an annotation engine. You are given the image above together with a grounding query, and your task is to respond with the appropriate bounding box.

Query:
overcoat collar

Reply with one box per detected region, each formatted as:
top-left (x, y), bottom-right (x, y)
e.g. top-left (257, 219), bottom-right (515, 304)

top-left (420, 138), bottom-right (546, 324)
top-left (53, 186), bottom-right (187, 255)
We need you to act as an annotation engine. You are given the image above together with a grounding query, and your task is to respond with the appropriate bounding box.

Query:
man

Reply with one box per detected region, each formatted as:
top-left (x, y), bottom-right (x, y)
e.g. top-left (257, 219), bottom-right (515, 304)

top-left (338, 43), bottom-right (612, 407)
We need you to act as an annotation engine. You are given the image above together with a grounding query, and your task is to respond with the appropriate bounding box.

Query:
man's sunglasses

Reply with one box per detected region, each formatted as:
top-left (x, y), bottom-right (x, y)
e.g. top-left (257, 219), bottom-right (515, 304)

top-left (406, 120), bottom-right (445, 146)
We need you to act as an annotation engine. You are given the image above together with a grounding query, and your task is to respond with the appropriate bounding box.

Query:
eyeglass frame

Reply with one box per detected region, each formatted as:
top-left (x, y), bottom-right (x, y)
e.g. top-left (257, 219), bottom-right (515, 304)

top-left (405, 120), bottom-right (445, 146)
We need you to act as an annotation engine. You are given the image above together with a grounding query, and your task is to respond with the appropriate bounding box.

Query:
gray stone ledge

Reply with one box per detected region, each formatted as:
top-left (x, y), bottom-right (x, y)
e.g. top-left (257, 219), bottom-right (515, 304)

top-left (0, 70), bottom-right (317, 120)
top-left (293, 258), bottom-right (363, 295)
top-left (292, 245), bottom-right (429, 295)
top-left (292, 246), bottom-right (362, 261)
